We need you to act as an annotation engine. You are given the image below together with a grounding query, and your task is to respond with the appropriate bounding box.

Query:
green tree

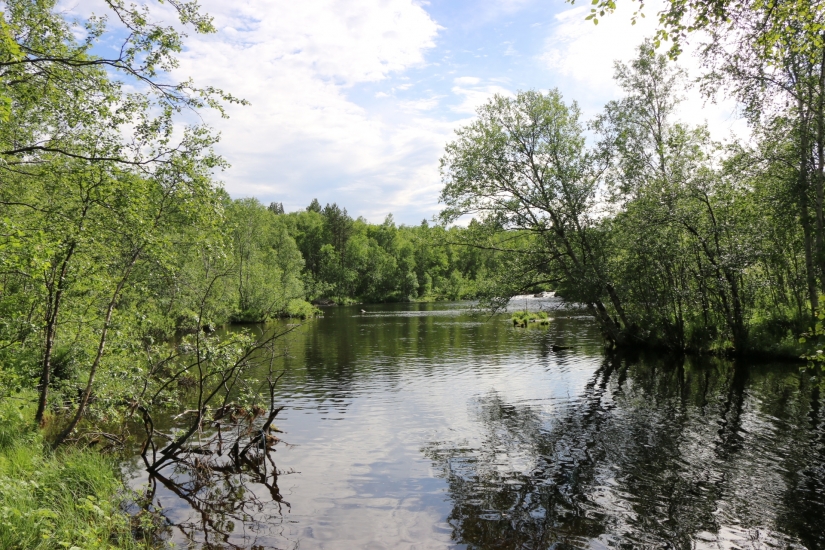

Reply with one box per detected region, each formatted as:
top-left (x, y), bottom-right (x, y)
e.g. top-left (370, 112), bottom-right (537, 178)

top-left (439, 89), bottom-right (626, 340)
top-left (0, 0), bottom-right (248, 443)
top-left (322, 203), bottom-right (354, 298)
top-left (227, 198), bottom-right (305, 321)
top-left (582, 0), bottom-right (825, 323)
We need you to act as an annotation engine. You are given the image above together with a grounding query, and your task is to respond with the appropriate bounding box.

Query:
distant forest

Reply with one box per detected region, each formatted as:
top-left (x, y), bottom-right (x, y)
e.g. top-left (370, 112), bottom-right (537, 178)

top-left (235, 196), bottom-right (501, 315)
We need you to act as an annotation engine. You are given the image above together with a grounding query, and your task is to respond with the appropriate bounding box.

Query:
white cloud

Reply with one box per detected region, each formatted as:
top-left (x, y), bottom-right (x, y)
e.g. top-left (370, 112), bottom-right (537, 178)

top-left (454, 76), bottom-right (481, 85)
top-left (57, 0), bottom-right (453, 221)
top-left (399, 97), bottom-right (444, 112)
top-left (540, 1), bottom-right (748, 142)
top-left (451, 80), bottom-right (513, 114)
top-left (172, 0), bottom-right (451, 219)
top-left (540, 5), bottom-right (658, 99)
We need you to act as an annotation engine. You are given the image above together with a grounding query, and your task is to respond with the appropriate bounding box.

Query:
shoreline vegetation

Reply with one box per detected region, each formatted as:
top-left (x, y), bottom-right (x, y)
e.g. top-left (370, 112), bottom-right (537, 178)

top-left (437, 41), bottom-right (825, 363)
top-left (511, 311), bottom-right (551, 327)
top-left (0, 398), bottom-right (146, 549)
top-left (2, 0), bottom-right (825, 546)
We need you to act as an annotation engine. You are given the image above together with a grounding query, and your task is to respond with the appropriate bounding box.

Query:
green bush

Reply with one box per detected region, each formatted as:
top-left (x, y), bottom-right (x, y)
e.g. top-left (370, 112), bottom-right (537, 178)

top-left (286, 298), bottom-right (321, 319)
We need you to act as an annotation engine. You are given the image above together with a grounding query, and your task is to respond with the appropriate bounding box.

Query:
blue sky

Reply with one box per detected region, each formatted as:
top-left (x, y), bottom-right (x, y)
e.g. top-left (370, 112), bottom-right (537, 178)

top-left (66, 0), bottom-right (745, 224)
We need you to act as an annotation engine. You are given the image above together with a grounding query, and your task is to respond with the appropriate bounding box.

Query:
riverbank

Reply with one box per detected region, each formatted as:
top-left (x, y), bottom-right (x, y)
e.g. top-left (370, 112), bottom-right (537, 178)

top-left (317, 295), bottom-right (810, 360)
top-left (311, 294), bottom-right (469, 307)
top-left (0, 398), bottom-right (143, 550)
top-left (599, 321), bottom-right (807, 361)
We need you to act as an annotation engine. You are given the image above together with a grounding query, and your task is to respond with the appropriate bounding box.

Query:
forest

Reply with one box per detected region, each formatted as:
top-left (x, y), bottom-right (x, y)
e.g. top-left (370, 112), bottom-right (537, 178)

top-left (1, 0), bottom-right (825, 547)
top-left (277, 199), bottom-right (496, 307)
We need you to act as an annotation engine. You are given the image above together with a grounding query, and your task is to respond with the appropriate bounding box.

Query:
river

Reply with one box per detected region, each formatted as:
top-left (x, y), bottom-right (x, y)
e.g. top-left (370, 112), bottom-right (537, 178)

top-left (123, 298), bottom-right (825, 549)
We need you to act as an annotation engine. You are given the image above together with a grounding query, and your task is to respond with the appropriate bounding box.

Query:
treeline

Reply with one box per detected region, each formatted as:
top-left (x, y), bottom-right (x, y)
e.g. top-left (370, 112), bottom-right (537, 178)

top-left (274, 198), bottom-right (495, 304)
top-left (440, 30), bottom-right (825, 356)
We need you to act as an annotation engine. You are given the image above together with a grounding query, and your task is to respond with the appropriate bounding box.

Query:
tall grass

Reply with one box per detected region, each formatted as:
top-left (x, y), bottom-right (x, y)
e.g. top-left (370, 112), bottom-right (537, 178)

top-left (0, 398), bottom-right (143, 549)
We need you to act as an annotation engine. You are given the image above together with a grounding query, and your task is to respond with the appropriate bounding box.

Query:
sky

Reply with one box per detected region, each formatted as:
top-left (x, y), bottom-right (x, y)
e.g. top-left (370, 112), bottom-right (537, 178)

top-left (65, 0), bottom-right (747, 225)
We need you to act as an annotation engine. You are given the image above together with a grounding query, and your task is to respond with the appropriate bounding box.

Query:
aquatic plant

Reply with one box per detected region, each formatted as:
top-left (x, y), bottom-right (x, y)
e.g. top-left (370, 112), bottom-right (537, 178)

top-left (511, 311), bottom-right (550, 327)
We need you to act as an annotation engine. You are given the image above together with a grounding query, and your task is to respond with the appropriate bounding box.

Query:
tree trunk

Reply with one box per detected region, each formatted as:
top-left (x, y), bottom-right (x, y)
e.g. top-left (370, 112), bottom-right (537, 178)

top-left (35, 242), bottom-right (76, 425)
top-left (52, 252), bottom-right (139, 448)
top-left (815, 45), bottom-right (825, 288)
top-left (799, 107), bottom-right (820, 322)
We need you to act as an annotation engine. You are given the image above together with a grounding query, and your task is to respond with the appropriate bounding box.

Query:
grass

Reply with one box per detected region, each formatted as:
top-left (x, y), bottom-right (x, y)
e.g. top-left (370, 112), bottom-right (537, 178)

top-left (0, 397), bottom-right (145, 550)
top-left (511, 310), bottom-right (551, 327)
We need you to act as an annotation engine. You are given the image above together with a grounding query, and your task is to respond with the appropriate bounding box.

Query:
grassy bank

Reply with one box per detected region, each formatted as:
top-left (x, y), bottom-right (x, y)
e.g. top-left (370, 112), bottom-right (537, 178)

top-left (0, 399), bottom-right (142, 550)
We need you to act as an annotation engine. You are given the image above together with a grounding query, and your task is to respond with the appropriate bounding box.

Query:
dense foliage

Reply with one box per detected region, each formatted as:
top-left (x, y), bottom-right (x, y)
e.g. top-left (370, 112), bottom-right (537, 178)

top-left (281, 202), bottom-right (496, 304)
top-left (0, 0), bottom-right (493, 457)
top-left (439, 39), bottom-right (825, 355)
top-left (0, 0), bottom-right (315, 453)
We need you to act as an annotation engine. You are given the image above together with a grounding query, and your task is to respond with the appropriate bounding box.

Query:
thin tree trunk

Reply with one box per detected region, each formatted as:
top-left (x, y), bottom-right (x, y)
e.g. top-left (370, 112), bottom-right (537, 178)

top-left (52, 252), bottom-right (139, 448)
top-left (35, 241), bottom-right (76, 425)
top-left (799, 108), bottom-right (819, 322)
top-left (815, 44), bottom-right (825, 287)
top-left (724, 268), bottom-right (747, 352)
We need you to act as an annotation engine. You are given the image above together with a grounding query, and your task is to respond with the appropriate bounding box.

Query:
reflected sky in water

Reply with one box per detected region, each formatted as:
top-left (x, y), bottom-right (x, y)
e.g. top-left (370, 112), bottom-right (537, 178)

top-left (125, 300), bottom-right (825, 549)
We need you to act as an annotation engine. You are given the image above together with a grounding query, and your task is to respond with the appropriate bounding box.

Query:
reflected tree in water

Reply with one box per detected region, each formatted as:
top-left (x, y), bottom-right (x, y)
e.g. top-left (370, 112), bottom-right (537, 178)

top-left (423, 354), bottom-right (825, 549)
top-left (139, 453), bottom-right (290, 549)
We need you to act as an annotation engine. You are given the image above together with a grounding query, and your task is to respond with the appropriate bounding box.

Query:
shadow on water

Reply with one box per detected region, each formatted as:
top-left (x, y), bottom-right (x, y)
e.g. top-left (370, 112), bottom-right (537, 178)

top-left (423, 351), bottom-right (825, 549)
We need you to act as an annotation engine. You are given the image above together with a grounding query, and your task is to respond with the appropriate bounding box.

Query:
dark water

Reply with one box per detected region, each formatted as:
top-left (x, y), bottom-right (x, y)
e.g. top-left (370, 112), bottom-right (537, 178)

top-left (124, 300), bottom-right (825, 549)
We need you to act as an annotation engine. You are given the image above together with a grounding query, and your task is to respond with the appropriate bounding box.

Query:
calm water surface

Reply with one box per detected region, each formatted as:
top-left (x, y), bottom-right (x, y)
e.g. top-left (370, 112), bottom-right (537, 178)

top-left (124, 299), bottom-right (825, 549)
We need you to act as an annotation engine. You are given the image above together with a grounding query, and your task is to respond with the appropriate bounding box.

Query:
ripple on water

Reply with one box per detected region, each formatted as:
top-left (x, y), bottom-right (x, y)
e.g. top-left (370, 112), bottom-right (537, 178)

top-left (124, 302), bottom-right (825, 549)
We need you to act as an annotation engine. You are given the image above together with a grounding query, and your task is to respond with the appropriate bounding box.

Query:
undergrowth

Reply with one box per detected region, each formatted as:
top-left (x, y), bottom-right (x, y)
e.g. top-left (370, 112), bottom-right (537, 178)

top-left (0, 398), bottom-right (145, 550)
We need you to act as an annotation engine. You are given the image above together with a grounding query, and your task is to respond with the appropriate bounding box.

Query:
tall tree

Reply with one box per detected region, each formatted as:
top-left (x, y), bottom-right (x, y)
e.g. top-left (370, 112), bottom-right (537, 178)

top-left (580, 0), bottom-right (825, 320)
top-left (439, 90), bottom-right (627, 341)
top-left (322, 203), bottom-right (354, 298)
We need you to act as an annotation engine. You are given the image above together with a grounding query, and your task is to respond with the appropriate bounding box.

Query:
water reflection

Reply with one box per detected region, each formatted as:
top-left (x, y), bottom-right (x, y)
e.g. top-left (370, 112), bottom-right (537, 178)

top-left (122, 301), bottom-right (825, 549)
top-left (424, 353), bottom-right (825, 549)
top-left (142, 457), bottom-right (288, 549)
